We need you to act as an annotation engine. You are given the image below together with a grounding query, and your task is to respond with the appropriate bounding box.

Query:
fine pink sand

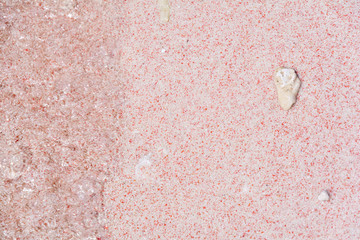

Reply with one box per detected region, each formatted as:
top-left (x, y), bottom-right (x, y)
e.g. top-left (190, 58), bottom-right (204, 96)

top-left (1, 0), bottom-right (360, 239)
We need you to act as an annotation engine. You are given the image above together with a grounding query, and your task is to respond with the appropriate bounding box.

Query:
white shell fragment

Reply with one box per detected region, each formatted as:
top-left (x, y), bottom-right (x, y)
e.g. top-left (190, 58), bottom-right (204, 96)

top-left (158, 0), bottom-right (170, 22)
top-left (274, 67), bottom-right (301, 110)
top-left (318, 190), bottom-right (330, 201)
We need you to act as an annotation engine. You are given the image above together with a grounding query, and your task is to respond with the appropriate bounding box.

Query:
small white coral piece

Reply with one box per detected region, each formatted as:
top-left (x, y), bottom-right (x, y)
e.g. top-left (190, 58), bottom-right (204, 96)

top-left (318, 190), bottom-right (330, 201)
top-left (158, 0), bottom-right (170, 22)
top-left (274, 67), bottom-right (301, 110)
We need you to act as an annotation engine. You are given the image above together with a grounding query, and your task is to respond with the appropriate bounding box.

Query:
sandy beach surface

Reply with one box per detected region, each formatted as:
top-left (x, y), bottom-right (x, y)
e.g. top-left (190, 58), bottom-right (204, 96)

top-left (1, 0), bottom-right (359, 239)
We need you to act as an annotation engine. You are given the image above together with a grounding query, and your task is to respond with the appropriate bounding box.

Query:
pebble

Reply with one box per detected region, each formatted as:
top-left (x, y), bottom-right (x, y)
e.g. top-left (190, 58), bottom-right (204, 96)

top-left (274, 67), bottom-right (301, 110)
top-left (318, 190), bottom-right (330, 201)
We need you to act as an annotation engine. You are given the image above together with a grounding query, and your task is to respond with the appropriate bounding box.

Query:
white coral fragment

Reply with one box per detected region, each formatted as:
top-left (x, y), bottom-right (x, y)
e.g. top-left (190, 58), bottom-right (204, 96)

top-left (158, 0), bottom-right (170, 22)
top-left (274, 67), bottom-right (301, 110)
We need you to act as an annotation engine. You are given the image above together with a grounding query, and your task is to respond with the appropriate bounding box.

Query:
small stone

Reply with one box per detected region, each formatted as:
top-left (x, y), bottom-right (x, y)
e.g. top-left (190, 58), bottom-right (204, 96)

top-left (158, 0), bottom-right (170, 22)
top-left (274, 67), bottom-right (301, 110)
top-left (318, 190), bottom-right (330, 201)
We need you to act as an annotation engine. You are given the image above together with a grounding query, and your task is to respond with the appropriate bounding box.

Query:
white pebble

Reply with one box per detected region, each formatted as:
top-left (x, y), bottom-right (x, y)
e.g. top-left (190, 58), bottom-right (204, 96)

top-left (158, 0), bottom-right (170, 22)
top-left (274, 67), bottom-right (301, 110)
top-left (318, 190), bottom-right (330, 201)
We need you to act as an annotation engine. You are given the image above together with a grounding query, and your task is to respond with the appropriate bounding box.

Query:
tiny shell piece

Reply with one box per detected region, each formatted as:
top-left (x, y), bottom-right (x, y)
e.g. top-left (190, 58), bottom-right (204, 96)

top-left (318, 190), bottom-right (330, 201)
top-left (274, 67), bottom-right (301, 110)
top-left (158, 0), bottom-right (170, 22)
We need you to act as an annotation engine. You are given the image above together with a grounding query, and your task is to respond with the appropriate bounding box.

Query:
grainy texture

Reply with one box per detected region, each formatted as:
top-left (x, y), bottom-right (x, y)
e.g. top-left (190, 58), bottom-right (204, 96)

top-left (106, 0), bottom-right (360, 239)
top-left (0, 0), bottom-right (124, 239)
top-left (1, 0), bottom-right (360, 239)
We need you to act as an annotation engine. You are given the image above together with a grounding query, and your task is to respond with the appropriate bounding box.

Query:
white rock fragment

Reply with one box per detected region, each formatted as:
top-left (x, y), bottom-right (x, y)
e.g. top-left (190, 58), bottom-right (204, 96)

top-left (274, 67), bottom-right (301, 110)
top-left (318, 190), bottom-right (330, 201)
top-left (158, 0), bottom-right (170, 22)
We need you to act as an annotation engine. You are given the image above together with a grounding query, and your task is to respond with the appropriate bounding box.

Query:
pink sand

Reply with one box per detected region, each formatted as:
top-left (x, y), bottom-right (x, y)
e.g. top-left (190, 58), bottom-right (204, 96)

top-left (1, 0), bottom-right (360, 239)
